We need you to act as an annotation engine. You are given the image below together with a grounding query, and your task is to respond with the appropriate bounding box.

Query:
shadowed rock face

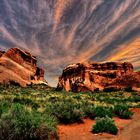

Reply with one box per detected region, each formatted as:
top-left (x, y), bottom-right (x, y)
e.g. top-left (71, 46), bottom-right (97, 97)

top-left (0, 51), bottom-right (5, 57)
top-left (0, 47), bottom-right (47, 86)
top-left (57, 62), bottom-right (140, 92)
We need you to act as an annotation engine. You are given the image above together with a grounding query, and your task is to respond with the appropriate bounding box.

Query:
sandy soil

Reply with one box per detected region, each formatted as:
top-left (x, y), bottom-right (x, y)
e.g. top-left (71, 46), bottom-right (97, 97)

top-left (58, 108), bottom-right (140, 140)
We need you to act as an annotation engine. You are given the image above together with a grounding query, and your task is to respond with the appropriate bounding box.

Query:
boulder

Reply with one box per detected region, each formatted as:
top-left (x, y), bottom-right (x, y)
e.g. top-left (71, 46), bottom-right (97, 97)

top-left (57, 62), bottom-right (140, 92)
top-left (0, 47), bottom-right (47, 86)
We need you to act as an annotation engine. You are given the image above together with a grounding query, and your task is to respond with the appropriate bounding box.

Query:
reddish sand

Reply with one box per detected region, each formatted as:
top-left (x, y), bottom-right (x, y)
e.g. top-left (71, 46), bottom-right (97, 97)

top-left (58, 108), bottom-right (140, 140)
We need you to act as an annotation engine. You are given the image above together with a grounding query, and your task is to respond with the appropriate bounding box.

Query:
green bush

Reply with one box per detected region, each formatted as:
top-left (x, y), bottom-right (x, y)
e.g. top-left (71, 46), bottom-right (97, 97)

top-left (92, 116), bottom-right (118, 135)
top-left (13, 97), bottom-right (39, 109)
top-left (0, 101), bottom-right (10, 117)
top-left (83, 105), bottom-right (113, 119)
top-left (46, 101), bottom-right (84, 124)
top-left (127, 96), bottom-right (140, 102)
top-left (113, 104), bottom-right (133, 119)
top-left (0, 104), bottom-right (58, 140)
top-left (94, 106), bottom-right (113, 118)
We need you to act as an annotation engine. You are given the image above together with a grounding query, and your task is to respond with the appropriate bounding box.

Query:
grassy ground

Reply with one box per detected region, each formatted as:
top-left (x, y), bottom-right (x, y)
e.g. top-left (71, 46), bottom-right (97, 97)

top-left (0, 84), bottom-right (140, 139)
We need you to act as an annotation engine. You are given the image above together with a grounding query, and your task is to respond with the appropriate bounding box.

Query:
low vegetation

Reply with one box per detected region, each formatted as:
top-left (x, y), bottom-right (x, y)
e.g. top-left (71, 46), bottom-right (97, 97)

top-left (92, 116), bottom-right (118, 135)
top-left (113, 104), bottom-right (133, 119)
top-left (0, 84), bottom-right (140, 138)
top-left (0, 103), bottom-right (58, 140)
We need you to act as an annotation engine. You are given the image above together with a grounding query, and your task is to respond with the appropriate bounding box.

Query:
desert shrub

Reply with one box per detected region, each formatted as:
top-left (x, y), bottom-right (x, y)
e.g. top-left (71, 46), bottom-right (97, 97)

top-left (83, 105), bottom-right (95, 119)
top-left (48, 96), bottom-right (62, 102)
top-left (0, 85), bottom-right (6, 91)
top-left (13, 97), bottom-right (39, 109)
top-left (94, 106), bottom-right (113, 118)
top-left (127, 96), bottom-right (140, 102)
top-left (72, 94), bottom-right (82, 100)
top-left (0, 100), bottom-right (12, 116)
top-left (113, 104), bottom-right (133, 119)
top-left (0, 104), bottom-right (58, 140)
top-left (83, 105), bottom-right (113, 119)
top-left (136, 103), bottom-right (140, 108)
top-left (92, 116), bottom-right (118, 135)
top-left (46, 101), bottom-right (84, 124)
top-left (29, 83), bottom-right (50, 91)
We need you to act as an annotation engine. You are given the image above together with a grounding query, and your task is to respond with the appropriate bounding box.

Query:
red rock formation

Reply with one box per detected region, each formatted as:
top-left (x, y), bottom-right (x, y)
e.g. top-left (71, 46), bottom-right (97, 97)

top-left (0, 51), bottom-right (5, 57)
top-left (105, 71), bottom-right (140, 91)
top-left (4, 48), bottom-right (37, 70)
top-left (0, 47), bottom-right (47, 86)
top-left (57, 62), bottom-right (140, 92)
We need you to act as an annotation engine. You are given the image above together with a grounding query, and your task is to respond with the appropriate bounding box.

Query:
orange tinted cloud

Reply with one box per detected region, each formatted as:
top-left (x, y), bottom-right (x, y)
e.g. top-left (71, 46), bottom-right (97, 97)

top-left (106, 37), bottom-right (140, 69)
top-left (53, 0), bottom-right (72, 32)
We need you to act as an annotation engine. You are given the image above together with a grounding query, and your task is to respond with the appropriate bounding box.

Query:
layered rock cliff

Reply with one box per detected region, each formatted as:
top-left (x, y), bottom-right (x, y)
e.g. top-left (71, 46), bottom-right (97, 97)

top-left (0, 47), bottom-right (47, 86)
top-left (57, 62), bottom-right (140, 92)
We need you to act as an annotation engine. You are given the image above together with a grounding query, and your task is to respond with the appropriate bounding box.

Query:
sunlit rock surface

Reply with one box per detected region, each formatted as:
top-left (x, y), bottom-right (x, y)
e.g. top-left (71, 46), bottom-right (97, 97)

top-left (0, 47), bottom-right (47, 86)
top-left (57, 62), bottom-right (140, 92)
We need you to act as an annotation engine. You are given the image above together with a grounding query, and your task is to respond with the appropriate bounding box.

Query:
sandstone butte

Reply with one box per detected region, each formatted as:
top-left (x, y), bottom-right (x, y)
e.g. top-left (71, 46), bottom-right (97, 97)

top-left (0, 47), bottom-right (47, 87)
top-left (57, 62), bottom-right (140, 92)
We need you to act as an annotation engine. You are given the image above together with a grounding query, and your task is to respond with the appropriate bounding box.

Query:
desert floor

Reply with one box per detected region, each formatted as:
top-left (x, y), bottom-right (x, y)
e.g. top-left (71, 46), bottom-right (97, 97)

top-left (58, 108), bottom-right (140, 140)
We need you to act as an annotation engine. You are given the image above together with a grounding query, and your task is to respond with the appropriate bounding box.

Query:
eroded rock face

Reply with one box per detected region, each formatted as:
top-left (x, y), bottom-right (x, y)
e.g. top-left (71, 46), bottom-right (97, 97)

top-left (4, 48), bottom-right (37, 70)
top-left (57, 62), bottom-right (140, 92)
top-left (0, 51), bottom-right (5, 57)
top-left (0, 47), bottom-right (47, 86)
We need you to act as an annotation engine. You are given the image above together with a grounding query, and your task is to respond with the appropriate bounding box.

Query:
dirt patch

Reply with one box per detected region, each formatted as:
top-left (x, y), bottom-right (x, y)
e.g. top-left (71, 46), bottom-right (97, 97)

top-left (58, 108), bottom-right (140, 140)
top-left (113, 108), bottom-right (140, 140)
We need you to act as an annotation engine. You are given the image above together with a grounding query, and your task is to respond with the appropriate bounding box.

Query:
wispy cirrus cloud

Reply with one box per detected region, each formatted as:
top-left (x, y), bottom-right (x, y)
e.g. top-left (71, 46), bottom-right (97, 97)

top-left (106, 37), bottom-right (140, 70)
top-left (0, 0), bottom-right (140, 86)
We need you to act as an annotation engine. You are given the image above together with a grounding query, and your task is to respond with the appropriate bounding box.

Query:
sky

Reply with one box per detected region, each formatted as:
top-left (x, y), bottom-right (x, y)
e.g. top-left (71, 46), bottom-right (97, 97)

top-left (0, 0), bottom-right (140, 86)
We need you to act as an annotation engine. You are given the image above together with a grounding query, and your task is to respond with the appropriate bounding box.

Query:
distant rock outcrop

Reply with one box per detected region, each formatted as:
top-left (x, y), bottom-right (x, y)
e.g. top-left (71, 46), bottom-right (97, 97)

top-left (0, 47), bottom-right (47, 86)
top-left (57, 62), bottom-right (140, 92)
